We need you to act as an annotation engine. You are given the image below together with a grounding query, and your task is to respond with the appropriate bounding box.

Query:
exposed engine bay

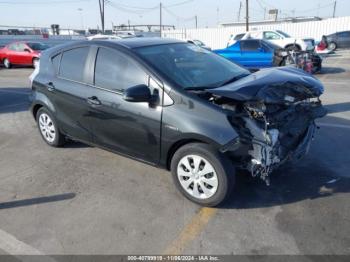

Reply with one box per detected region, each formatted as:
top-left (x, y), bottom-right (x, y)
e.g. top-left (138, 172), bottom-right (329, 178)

top-left (193, 67), bottom-right (327, 185)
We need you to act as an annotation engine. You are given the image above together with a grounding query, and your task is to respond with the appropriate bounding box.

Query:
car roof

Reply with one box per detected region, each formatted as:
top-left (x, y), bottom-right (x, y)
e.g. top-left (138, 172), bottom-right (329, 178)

top-left (93, 37), bottom-right (184, 49)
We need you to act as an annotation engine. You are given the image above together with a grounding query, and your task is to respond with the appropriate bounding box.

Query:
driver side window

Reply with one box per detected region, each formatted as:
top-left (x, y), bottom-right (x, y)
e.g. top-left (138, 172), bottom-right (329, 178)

top-left (94, 47), bottom-right (148, 93)
top-left (263, 31), bottom-right (281, 40)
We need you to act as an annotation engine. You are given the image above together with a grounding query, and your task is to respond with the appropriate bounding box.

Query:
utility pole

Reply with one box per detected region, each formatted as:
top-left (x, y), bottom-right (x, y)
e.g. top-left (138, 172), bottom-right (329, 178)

top-left (98, 0), bottom-right (105, 33)
top-left (245, 0), bottom-right (249, 32)
top-left (237, 1), bottom-right (242, 22)
top-left (160, 2), bottom-right (162, 37)
top-left (195, 15), bottom-right (198, 29)
top-left (333, 0), bottom-right (337, 18)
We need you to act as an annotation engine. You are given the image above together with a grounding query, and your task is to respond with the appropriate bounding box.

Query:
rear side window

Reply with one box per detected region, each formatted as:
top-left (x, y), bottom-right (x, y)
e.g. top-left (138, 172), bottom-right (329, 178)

top-left (51, 53), bottom-right (61, 74)
top-left (8, 44), bottom-right (17, 51)
top-left (241, 40), bottom-right (261, 51)
top-left (94, 47), bottom-right (147, 92)
top-left (59, 47), bottom-right (89, 82)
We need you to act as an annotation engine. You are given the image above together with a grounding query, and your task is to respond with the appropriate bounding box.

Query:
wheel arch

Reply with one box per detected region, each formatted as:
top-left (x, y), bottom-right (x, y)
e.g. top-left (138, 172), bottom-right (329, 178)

top-left (165, 138), bottom-right (214, 171)
top-left (31, 92), bottom-right (56, 120)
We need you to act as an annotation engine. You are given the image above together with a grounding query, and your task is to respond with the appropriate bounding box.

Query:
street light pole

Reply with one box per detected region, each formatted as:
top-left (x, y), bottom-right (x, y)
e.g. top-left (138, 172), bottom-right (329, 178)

top-left (160, 2), bottom-right (162, 37)
top-left (245, 0), bottom-right (249, 32)
top-left (77, 8), bottom-right (84, 31)
top-left (333, 0), bottom-right (337, 18)
top-left (98, 0), bottom-right (105, 33)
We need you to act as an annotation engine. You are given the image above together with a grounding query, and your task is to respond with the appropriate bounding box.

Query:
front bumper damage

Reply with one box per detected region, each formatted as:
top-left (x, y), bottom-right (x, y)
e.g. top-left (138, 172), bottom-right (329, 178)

top-left (207, 67), bottom-right (327, 185)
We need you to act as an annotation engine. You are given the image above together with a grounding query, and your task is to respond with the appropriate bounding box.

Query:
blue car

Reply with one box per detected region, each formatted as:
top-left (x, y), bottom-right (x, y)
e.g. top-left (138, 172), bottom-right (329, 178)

top-left (214, 39), bottom-right (286, 70)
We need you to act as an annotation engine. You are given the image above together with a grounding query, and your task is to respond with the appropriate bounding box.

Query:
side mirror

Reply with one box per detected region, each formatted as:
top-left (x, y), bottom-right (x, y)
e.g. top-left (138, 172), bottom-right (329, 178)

top-left (123, 84), bottom-right (151, 103)
top-left (24, 48), bottom-right (31, 53)
top-left (258, 47), bottom-right (264, 52)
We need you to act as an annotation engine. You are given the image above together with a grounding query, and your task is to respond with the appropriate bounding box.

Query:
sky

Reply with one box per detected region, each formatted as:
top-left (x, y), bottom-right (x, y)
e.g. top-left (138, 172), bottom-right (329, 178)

top-left (0, 0), bottom-right (349, 30)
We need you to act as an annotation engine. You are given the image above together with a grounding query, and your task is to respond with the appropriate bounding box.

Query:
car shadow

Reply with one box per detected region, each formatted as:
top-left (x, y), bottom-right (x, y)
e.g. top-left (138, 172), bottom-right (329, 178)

top-left (222, 114), bottom-right (350, 209)
top-left (325, 102), bottom-right (350, 114)
top-left (0, 87), bottom-right (31, 114)
top-left (320, 67), bottom-right (346, 74)
top-left (0, 193), bottom-right (76, 210)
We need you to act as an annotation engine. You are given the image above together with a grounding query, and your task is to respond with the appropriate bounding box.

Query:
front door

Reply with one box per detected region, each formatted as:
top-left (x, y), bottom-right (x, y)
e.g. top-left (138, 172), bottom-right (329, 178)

top-left (240, 40), bottom-right (272, 68)
top-left (88, 47), bottom-right (162, 164)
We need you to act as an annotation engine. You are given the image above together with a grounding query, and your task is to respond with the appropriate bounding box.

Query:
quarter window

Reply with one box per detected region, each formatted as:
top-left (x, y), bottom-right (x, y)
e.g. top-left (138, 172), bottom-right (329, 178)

top-left (59, 47), bottom-right (89, 82)
top-left (94, 47), bottom-right (147, 92)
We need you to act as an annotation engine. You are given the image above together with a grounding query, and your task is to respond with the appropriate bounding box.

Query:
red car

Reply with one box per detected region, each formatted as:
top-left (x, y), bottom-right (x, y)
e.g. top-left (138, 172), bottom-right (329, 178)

top-left (0, 41), bottom-right (49, 69)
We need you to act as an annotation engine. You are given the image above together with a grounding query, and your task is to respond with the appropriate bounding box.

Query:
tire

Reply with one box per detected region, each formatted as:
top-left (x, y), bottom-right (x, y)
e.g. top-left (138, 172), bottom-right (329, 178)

top-left (32, 58), bottom-right (39, 68)
top-left (170, 143), bottom-right (235, 207)
top-left (286, 45), bottom-right (301, 51)
top-left (36, 107), bottom-right (65, 147)
top-left (3, 58), bottom-right (11, 69)
top-left (328, 42), bottom-right (337, 51)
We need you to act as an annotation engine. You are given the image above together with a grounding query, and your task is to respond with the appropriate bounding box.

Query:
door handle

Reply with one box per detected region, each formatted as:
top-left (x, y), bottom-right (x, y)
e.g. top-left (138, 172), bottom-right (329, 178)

top-left (87, 96), bottom-right (101, 106)
top-left (46, 82), bottom-right (55, 92)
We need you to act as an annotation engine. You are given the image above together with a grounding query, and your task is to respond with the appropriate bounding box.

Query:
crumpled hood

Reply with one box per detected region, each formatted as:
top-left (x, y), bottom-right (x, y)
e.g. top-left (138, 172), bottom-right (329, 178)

top-left (209, 67), bottom-right (324, 103)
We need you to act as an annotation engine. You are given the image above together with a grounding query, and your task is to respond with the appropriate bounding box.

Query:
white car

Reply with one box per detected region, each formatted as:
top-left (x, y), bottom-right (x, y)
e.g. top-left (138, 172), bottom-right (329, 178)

top-left (236, 30), bottom-right (312, 51)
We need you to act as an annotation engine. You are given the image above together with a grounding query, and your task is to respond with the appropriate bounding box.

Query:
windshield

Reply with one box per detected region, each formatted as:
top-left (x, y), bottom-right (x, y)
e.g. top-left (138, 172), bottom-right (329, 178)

top-left (276, 30), bottom-right (291, 38)
top-left (135, 43), bottom-right (249, 90)
top-left (27, 42), bottom-right (50, 51)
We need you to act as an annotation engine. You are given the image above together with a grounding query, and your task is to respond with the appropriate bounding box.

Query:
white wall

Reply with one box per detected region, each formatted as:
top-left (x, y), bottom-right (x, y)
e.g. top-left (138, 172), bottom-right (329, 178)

top-left (162, 16), bottom-right (350, 49)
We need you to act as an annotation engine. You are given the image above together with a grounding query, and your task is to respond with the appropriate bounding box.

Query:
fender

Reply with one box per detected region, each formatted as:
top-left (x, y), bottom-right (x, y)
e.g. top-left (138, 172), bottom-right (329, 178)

top-left (30, 89), bottom-right (56, 118)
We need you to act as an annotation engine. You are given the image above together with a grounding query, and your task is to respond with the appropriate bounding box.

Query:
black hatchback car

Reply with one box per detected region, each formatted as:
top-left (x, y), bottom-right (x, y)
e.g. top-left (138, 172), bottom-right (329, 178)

top-left (30, 38), bottom-right (326, 206)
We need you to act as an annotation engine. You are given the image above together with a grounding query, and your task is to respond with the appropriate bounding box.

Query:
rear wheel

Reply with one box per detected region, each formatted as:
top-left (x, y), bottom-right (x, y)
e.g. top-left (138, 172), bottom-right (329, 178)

top-left (171, 143), bottom-right (235, 206)
top-left (329, 42), bottom-right (337, 51)
top-left (3, 58), bottom-right (11, 69)
top-left (36, 107), bottom-right (65, 147)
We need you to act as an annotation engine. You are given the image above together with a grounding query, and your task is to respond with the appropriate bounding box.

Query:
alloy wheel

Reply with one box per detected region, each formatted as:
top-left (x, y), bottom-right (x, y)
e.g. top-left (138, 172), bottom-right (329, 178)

top-left (39, 113), bottom-right (56, 143)
top-left (177, 154), bottom-right (218, 199)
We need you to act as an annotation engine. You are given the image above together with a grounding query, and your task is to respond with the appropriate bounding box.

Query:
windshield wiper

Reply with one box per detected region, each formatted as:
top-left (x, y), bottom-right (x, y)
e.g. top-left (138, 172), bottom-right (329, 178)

top-left (183, 86), bottom-right (216, 91)
top-left (219, 73), bottom-right (249, 87)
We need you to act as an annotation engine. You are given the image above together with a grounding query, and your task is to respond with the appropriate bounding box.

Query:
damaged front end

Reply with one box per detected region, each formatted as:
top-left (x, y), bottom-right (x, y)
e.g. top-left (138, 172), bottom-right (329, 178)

top-left (207, 67), bottom-right (327, 185)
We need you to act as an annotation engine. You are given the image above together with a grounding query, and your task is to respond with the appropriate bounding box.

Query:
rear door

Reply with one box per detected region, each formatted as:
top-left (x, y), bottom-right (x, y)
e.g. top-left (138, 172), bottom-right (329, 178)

top-left (49, 46), bottom-right (96, 143)
top-left (6, 43), bottom-right (19, 64)
top-left (13, 43), bottom-right (32, 65)
top-left (87, 46), bottom-right (162, 164)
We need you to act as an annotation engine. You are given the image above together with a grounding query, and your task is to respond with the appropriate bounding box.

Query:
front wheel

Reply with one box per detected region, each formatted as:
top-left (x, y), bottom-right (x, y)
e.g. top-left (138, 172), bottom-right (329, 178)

top-left (171, 143), bottom-right (235, 207)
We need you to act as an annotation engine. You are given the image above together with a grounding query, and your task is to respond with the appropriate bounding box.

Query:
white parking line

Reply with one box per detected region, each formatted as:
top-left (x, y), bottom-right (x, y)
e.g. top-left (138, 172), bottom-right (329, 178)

top-left (0, 228), bottom-right (43, 255)
top-left (318, 123), bottom-right (350, 129)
